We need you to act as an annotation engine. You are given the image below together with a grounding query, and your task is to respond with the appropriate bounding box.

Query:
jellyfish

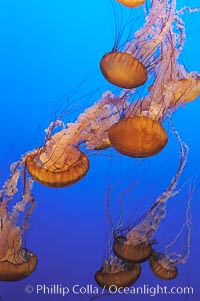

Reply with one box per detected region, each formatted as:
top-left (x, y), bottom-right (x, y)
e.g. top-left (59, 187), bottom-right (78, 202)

top-left (113, 235), bottom-right (152, 262)
top-left (100, 52), bottom-right (147, 89)
top-left (149, 251), bottom-right (178, 280)
top-left (108, 116), bottom-right (168, 158)
top-left (26, 146), bottom-right (89, 188)
top-left (149, 180), bottom-right (193, 280)
top-left (95, 256), bottom-right (141, 290)
top-left (0, 157), bottom-right (37, 281)
top-left (165, 75), bottom-right (200, 108)
top-left (116, 0), bottom-right (145, 8)
top-left (113, 126), bottom-right (189, 264)
top-left (100, 0), bottom-right (182, 89)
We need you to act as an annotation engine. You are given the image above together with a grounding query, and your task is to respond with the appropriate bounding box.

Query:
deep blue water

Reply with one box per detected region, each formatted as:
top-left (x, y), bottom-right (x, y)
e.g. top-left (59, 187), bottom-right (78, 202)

top-left (0, 0), bottom-right (200, 300)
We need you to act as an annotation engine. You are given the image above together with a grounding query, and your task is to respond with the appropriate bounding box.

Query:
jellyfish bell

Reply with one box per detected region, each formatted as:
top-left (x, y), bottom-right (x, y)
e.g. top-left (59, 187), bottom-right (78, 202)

top-left (26, 143), bottom-right (89, 188)
top-left (108, 116), bottom-right (168, 158)
top-left (166, 76), bottom-right (200, 107)
top-left (116, 0), bottom-right (145, 8)
top-left (100, 52), bottom-right (147, 89)
top-left (113, 236), bottom-right (152, 262)
top-left (0, 249), bottom-right (38, 281)
top-left (149, 250), bottom-right (178, 280)
top-left (0, 216), bottom-right (37, 281)
top-left (95, 256), bottom-right (141, 290)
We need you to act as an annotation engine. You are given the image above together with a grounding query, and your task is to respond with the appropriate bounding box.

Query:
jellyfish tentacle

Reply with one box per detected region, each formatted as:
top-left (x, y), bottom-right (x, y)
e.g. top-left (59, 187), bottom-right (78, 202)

top-left (165, 180), bottom-right (194, 265)
top-left (0, 155), bottom-right (37, 281)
